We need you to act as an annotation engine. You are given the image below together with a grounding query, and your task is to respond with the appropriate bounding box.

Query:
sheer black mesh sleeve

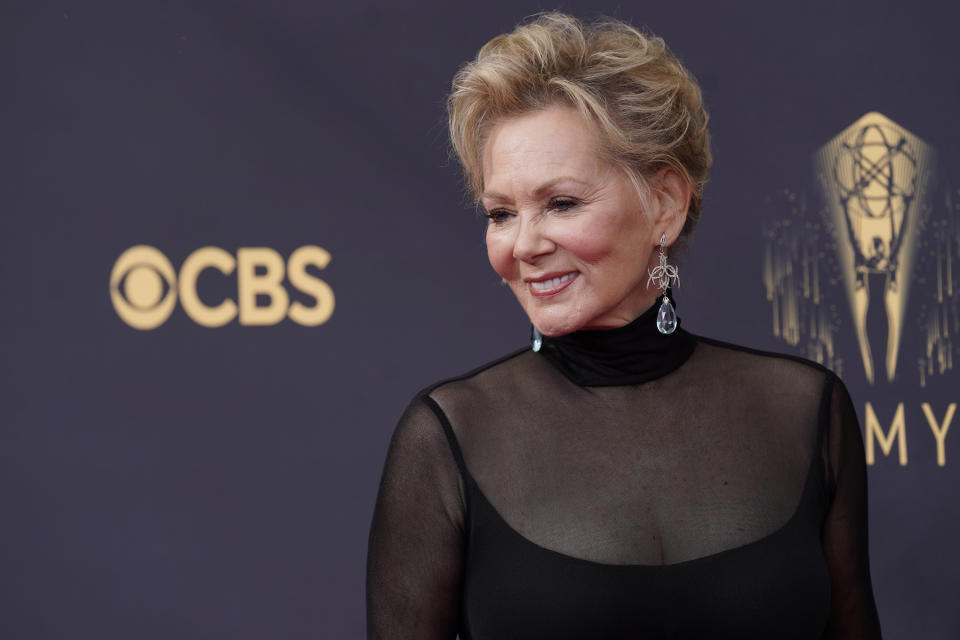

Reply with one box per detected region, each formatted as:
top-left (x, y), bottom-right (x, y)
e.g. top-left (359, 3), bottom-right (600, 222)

top-left (366, 397), bottom-right (466, 640)
top-left (821, 375), bottom-right (883, 639)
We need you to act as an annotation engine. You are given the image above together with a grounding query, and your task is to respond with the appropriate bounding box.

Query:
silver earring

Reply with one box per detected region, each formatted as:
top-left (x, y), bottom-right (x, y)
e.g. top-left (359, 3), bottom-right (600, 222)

top-left (531, 327), bottom-right (543, 352)
top-left (646, 234), bottom-right (679, 334)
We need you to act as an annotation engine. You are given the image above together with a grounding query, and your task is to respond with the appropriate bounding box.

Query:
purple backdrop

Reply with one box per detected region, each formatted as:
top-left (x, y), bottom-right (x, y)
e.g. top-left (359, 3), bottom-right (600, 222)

top-left (3, 0), bottom-right (958, 637)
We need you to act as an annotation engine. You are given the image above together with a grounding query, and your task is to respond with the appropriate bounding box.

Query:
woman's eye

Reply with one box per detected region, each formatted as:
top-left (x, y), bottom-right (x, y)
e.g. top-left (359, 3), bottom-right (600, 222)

top-left (549, 198), bottom-right (579, 212)
top-left (485, 209), bottom-right (512, 224)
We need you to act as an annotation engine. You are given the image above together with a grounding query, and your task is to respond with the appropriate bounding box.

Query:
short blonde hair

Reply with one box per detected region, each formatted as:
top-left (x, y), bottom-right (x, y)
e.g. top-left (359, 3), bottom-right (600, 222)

top-left (447, 12), bottom-right (711, 236)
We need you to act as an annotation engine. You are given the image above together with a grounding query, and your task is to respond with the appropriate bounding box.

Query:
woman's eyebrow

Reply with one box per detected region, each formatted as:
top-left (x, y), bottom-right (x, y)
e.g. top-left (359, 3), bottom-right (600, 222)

top-left (482, 176), bottom-right (592, 202)
top-left (531, 176), bottom-right (591, 197)
top-left (480, 189), bottom-right (510, 202)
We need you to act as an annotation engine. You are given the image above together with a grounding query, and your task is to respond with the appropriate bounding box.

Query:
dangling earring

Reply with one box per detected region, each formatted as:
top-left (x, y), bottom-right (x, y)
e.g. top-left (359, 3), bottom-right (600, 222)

top-left (531, 327), bottom-right (543, 352)
top-left (646, 233), bottom-right (680, 335)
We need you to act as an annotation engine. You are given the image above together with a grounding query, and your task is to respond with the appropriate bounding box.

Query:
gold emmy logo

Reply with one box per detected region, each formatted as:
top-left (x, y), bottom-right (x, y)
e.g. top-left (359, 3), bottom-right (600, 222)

top-left (815, 112), bottom-right (936, 383)
top-left (763, 114), bottom-right (958, 466)
top-left (764, 114), bottom-right (957, 387)
top-left (109, 245), bottom-right (335, 330)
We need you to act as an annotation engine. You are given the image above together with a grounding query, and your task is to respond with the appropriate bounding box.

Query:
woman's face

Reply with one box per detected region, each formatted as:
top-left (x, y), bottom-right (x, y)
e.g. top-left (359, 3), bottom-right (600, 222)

top-left (482, 106), bottom-right (670, 336)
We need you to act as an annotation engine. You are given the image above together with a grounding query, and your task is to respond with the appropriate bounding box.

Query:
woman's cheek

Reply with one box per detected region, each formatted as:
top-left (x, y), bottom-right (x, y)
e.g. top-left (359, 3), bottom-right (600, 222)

top-left (485, 231), bottom-right (515, 280)
top-left (557, 230), bottom-right (608, 265)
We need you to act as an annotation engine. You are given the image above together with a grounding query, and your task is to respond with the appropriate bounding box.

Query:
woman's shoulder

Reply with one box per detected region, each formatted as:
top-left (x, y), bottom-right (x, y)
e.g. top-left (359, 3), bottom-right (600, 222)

top-left (411, 346), bottom-right (534, 403)
top-left (424, 346), bottom-right (533, 389)
top-left (401, 345), bottom-right (563, 432)
top-left (386, 350), bottom-right (535, 478)
top-left (686, 335), bottom-right (853, 451)
top-left (688, 332), bottom-right (841, 396)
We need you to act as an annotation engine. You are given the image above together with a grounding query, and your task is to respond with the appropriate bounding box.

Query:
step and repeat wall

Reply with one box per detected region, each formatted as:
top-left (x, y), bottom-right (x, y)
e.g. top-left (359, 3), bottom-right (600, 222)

top-left (4, 1), bottom-right (958, 637)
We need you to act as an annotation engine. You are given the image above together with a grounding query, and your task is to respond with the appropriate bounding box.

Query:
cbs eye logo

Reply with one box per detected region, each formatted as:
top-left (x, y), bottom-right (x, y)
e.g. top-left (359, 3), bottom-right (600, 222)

top-left (110, 245), bottom-right (335, 330)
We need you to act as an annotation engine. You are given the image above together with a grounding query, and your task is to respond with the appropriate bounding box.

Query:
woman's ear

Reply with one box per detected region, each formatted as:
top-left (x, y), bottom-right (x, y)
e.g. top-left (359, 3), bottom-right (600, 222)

top-left (650, 166), bottom-right (691, 245)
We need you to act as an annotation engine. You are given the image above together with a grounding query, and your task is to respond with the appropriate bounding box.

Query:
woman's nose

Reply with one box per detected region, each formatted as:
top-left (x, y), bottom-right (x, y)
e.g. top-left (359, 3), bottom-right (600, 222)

top-left (512, 215), bottom-right (554, 261)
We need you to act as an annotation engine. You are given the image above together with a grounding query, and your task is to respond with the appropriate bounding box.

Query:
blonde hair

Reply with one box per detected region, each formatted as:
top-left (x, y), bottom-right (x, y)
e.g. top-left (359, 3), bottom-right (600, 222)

top-left (447, 12), bottom-right (712, 236)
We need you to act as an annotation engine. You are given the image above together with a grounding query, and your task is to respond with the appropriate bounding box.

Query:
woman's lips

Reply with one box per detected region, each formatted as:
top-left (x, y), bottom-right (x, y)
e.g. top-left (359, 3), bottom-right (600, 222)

top-left (527, 271), bottom-right (579, 297)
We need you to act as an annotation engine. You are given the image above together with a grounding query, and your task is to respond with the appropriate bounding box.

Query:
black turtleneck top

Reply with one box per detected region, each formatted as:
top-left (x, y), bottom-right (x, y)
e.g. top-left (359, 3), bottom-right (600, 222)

top-left (367, 302), bottom-right (882, 639)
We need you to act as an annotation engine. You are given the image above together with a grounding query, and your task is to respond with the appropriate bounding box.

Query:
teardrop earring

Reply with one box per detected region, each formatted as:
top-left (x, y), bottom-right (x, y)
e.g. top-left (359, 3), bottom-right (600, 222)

top-left (531, 326), bottom-right (543, 352)
top-left (646, 234), bottom-right (680, 335)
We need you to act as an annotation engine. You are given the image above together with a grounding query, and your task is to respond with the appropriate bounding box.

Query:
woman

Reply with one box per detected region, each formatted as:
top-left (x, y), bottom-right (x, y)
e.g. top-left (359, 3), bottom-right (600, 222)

top-left (367, 12), bottom-right (881, 639)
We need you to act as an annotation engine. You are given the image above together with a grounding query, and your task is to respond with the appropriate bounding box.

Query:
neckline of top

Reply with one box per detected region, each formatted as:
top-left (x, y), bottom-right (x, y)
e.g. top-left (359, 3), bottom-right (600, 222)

top-left (534, 292), bottom-right (697, 386)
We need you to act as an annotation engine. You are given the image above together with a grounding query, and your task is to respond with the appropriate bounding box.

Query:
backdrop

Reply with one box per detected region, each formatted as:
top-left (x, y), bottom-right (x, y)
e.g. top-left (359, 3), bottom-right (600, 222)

top-left (4, 1), bottom-right (958, 638)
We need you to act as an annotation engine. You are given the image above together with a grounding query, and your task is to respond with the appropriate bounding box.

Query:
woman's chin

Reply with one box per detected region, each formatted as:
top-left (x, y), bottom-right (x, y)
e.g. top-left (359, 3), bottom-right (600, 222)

top-left (530, 315), bottom-right (582, 338)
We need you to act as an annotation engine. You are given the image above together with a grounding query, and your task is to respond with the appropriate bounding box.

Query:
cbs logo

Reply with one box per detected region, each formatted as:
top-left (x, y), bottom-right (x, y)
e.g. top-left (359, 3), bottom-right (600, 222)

top-left (110, 245), bottom-right (335, 330)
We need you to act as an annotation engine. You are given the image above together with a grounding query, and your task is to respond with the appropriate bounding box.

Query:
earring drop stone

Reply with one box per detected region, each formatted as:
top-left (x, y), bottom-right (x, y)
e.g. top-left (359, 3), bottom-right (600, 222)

top-left (656, 295), bottom-right (677, 335)
top-left (531, 327), bottom-right (543, 352)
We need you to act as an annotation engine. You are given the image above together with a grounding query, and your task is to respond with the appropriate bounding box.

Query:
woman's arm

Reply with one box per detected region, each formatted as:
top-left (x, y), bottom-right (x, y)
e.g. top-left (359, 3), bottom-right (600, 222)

top-left (821, 375), bottom-right (883, 639)
top-left (366, 398), bottom-right (466, 639)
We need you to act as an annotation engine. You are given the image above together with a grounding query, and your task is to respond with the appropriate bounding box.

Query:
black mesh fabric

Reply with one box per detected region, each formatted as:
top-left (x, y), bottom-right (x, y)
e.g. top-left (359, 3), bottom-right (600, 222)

top-left (367, 307), bottom-right (882, 639)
